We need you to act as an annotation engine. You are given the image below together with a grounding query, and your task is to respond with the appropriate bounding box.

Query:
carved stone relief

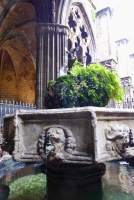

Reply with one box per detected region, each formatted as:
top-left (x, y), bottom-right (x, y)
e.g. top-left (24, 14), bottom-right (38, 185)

top-left (3, 108), bottom-right (134, 163)
top-left (105, 124), bottom-right (132, 158)
top-left (121, 76), bottom-right (132, 87)
top-left (38, 125), bottom-right (92, 164)
top-left (38, 125), bottom-right (76, 162)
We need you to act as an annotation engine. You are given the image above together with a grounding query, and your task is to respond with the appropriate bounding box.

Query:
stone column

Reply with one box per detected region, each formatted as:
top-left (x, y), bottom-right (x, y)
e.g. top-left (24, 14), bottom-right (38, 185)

top-left (81, 56), bottom-right (87, 67)
top-left (96, 7), bottom-right (116, 68)
top-left (35, 23), bottom-right (69, 109)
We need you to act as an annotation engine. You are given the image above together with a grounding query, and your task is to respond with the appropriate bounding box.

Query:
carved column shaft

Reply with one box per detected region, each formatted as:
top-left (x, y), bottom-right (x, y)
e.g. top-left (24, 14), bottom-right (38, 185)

top-left (35, 23), bottom-right (69, 109)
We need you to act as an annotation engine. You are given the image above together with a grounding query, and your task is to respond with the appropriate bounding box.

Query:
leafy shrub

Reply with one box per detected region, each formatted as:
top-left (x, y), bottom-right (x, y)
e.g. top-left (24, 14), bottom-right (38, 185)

top-left (45, 61), bottom-right (124, 108)
top-left (9, 173), bottom-right (46, 200)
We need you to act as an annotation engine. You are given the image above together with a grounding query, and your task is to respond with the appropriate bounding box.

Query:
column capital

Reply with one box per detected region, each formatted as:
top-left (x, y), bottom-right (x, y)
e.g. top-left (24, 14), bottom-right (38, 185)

top-left (97, 7), bottom-right (111, 17)
top-left (35, 23), bottom-right (69, 36)
top-left (121, 76), bottom-right (132, 87)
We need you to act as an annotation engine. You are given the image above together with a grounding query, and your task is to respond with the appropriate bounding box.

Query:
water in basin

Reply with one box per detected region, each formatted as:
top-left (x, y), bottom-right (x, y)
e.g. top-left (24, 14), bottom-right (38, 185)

top-left (0, 159), bottom-right (134, 200)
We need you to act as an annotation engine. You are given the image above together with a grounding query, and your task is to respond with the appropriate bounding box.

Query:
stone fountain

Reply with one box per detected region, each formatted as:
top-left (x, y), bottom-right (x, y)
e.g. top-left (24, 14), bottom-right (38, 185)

top-left (2, 107), bottom-right (134, 199)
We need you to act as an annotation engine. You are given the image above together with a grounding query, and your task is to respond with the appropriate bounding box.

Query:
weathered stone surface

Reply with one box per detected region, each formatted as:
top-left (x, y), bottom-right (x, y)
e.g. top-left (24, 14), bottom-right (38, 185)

top-left (2, 107), bottom-right (134, 163)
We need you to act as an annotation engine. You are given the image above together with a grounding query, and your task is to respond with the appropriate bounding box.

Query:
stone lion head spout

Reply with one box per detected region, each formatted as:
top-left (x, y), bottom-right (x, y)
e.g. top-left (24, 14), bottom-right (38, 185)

top-left (47, 127), bottom-right (65, 144)
top-left (38, 125), bottom-right (76, 163)
top-left (105, 124), bottom-right (130, 158)
top-left (46, 127), bottom-right (66, 161)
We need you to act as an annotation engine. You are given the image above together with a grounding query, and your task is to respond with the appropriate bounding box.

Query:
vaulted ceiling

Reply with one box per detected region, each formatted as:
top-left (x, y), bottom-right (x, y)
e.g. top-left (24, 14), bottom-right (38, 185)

top-left (0, 0), bottom-right (96, 104)
top-left (0, 0), bottom-right (36, 103)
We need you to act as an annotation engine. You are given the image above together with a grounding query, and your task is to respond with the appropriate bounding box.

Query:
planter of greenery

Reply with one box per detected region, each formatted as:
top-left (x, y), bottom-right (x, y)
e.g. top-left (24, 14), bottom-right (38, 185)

top-left (44, 61), bottom-right (124, 109)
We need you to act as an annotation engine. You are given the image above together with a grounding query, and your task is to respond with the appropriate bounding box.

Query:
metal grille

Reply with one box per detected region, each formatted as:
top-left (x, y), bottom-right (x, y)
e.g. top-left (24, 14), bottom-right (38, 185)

top-left (0, 100), bottom-right (36, 127)
top-left (106, 98), bottom-right (134, 109)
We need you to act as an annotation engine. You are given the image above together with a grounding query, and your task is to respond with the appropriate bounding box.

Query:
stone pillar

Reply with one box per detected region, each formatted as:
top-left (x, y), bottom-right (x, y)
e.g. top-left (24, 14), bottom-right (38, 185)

top-left (129, 54), bottom-right (134, 87)
top-left (116, 39), bottom-right (129, 77)
top-left (96, 7), bottom-right (116, 69)
top-left (100, 59), bottom-right (116, 70)
top-left (81, 56), bottom-right (87, 67)
top-left (121, 76), bottom-right (132, 101)
top-left (35, 23), bottom-right (69, 109)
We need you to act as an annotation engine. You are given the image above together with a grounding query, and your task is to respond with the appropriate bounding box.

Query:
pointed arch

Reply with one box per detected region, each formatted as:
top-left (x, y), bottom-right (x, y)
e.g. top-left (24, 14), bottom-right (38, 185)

top-left (65, 2), bottom-right (96, 62)
top-left (0, 49), bottom-right (17, 100)
top-left (57, 0), bottom-right (72, 24)
top-left (0, 0), bottom-right (34, 27)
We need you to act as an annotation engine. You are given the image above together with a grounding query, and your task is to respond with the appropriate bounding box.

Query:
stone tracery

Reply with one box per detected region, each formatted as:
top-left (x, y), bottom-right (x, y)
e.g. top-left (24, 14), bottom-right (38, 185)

top-left (67, 4), bottom-right (96, 66)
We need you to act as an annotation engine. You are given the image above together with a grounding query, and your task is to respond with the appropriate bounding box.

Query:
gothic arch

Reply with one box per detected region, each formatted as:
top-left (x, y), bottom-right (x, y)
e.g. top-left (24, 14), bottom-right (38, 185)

top-left (57, 0), bottom-right (72, 24)
top-left (0, 45), bottom-right (36, 103)
top-left (0, 49), bottom-right (17, 100)
top-left (0, 0), bottom-right (36, 103)
top-left (0, 0), bottom-right (34, 27)
top-left (1, 32), bottom-right (36, 66)
top-left (66, 2), bottom-right (96, 63)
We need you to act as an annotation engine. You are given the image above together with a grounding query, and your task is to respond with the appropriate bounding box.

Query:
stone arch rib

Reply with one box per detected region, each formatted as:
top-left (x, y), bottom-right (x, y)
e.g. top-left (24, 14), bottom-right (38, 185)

top-left (57, 0), bottom-right (72, 25)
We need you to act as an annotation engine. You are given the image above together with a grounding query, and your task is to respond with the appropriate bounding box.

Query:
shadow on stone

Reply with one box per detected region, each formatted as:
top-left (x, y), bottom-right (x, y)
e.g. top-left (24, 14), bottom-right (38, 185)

top-left (47, 177), bottom-right (103, 200)
top-left (0, 184), bottom-right (10, 200)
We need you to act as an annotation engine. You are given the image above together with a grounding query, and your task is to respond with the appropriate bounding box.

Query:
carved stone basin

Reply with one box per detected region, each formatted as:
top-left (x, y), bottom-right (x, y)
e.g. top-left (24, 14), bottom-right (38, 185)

top-left (2, 107), bottom-right (134, 185)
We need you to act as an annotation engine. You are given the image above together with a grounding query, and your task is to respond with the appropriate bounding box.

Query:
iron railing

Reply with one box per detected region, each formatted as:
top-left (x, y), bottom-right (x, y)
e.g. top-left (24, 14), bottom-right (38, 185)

top-left (1, 98), bottom-right (134, 129)
top-left (0, 100), bottom-right (36, 128)
top-left (106, 99), bottom-right (134, 109)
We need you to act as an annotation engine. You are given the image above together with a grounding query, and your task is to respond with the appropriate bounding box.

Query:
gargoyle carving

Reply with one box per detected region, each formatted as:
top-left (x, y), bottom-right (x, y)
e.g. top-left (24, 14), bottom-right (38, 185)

top-left (66, 45), bottom-right (79, 71)
top-left (105, 124), bottom-right (130, 158)
top-left (38, 125), bottom-right (92, 164)
top-left (38, 125), bottom-right (76, 162)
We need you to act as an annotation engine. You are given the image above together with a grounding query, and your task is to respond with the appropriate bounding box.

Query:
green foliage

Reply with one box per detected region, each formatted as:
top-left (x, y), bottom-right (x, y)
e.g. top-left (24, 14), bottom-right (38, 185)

top-left (45, 61), bottom-right (124, 108)
top-left (9, 173), bottom-right (46, 200)
top-left (48, 80), bottom-right (55, 87)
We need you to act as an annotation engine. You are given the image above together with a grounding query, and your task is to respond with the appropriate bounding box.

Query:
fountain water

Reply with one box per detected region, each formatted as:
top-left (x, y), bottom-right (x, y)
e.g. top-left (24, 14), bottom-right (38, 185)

top-left (2, 107), bottom-right (134, 199)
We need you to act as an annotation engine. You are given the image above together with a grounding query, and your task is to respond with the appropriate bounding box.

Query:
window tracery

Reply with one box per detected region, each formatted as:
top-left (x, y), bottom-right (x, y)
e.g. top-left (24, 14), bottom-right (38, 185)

top-left (67, 5), bottom-right (96, 66)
